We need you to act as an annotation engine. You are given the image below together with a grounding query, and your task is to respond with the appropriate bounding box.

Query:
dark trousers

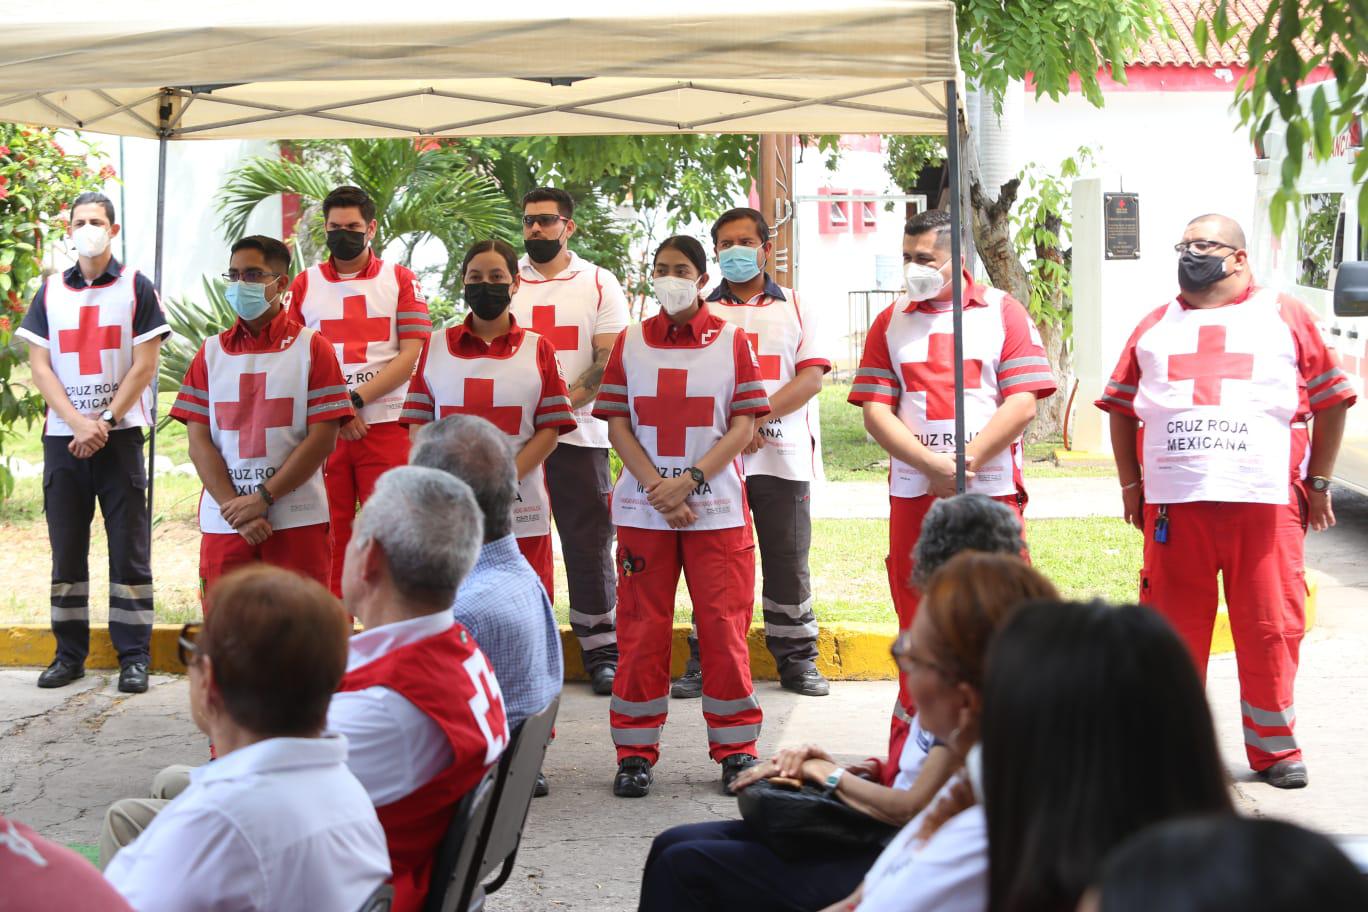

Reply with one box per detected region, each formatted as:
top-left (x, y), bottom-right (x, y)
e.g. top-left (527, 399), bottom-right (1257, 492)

top-left (43, 429), bottom-right (153, 665)
top-left (544, 443), bottom-right (617, 669)
top-left (687, 475), bottom-right (816, 677)
top-left (637, 820), bottom-right (877, 912)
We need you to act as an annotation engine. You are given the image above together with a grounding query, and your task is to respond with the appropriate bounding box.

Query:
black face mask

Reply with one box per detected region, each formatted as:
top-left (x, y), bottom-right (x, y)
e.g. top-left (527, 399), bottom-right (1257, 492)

top-left (465, 282), bottom-right (512, 321)
top-left (326, 229), bottom-right (368, 261)
top-left (1177, 250), bottom-right (1231, 293)
top-left (524, 237), bottom-right (562, 264)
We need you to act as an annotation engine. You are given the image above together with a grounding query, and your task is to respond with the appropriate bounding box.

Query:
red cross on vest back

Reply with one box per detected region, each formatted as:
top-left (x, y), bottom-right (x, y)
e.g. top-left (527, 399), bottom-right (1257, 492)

top-left (744, 332), bottom-right (782, 381)
top-left (479, 672), bottom-right (507, 743)
top-left (900, 333), bottom-right (983, 422)
top-left (216, 372), bottom-right (296, 459)
top-left (634, 368), bottom-right (714, 458)
top-left (530, 305), bottom-right (580, 351)
top-left (438, 378), bottom-right (524, 436)
top-left (318, 294), bottom-right (390, 365)
top-left (1167, 325), bottom-right (1254, 406)
top-left (58, 305), bottom-right (122, 376)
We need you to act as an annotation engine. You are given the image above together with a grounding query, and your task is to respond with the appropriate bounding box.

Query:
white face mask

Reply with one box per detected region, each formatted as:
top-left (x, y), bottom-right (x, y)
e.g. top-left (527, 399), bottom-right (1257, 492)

top-left (72, 223), bottom-right (111, 259)
top-left (904, 259), bottom-right (949, 301)
top-left (964, 742), bottom-right (984, 804)
top-left (653, 275), bottom-right (700, 315)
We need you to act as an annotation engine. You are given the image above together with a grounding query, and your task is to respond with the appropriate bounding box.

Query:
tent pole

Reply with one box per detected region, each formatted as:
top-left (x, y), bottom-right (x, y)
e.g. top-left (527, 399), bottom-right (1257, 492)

top-left (149, 115), bottom-right (169, 550)
top-left (944, 78), bottom-right (967, 494)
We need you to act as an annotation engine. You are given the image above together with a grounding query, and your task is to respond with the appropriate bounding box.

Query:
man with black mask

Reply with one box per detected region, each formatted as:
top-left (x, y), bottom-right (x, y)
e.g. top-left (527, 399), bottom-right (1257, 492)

top-left (509, 187), bottom-right (630, 695)
top-left (1097, 213), bottom-right (1354, 791)
top-left (287, 186), bottom-right (433, 597)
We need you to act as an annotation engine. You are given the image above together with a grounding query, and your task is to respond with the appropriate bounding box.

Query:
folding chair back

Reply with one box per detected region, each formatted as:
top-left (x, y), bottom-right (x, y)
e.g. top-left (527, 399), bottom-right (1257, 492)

top-left (477, 694), bottom-right (560, 895)
top-left (355, 883), bottom-right (394, 912)
top-left (421, 767), bottom-right (499, 912)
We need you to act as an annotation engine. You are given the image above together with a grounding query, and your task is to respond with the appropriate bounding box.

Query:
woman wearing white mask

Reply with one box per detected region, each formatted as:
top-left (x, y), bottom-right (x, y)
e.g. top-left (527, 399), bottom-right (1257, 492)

top-left (847, 209), bottom-right (1057, 776)
top-left (400, 238), bottom-right (576, 597)
top-left (169, 235), bottom-right (353, 600)
top-left (593, 236), bottom-right (771, 798)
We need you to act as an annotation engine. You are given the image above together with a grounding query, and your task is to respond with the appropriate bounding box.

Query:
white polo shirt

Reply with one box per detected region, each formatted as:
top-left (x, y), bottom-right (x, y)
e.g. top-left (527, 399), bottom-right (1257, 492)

top-left (105, 735), bottom-right (389, 912)
top-left (327, 611), bottom-right (456, 806)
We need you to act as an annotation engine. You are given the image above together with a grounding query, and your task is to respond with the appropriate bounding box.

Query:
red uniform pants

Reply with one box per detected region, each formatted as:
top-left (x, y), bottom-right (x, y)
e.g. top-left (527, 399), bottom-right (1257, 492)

top-left (325, 421), bottom-right (410, 596)
top-left (199, 523), bottom-right (332, 604)
top-left (1141, 486), bottom-right (1307, 771)
top-left (884, 492), bottom-right (1025, 784)
top-left (610, 524), bottom-right (761, 764)
top-left (516, 533), bottom-right (555, 602)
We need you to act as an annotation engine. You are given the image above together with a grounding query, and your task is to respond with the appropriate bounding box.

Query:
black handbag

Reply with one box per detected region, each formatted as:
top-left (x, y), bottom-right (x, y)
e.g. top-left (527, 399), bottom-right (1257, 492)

top-left (735, 779), bottom-right (900, 860)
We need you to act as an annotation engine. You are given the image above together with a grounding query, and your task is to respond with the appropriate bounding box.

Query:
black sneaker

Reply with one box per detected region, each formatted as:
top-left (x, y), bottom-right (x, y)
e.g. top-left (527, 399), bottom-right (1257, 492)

top-left (37, 659), bottom-right (84, 689)
top-left (613, 757), bottom-right (653, 798)
top-left (118, 662), bottom-right (150, 694)
top-left (671, 665), bottom-right (703, 699)
top-left (780, 668), bottom-right (830, 697)
top-left (590, 664), bottom-right (617, 696)
top-left (533, 771), bottom-right (549, 798)
top-left (720, 753), bottom-right (758, 794)
top-left (1258, 759), bottom-right (1309, 789)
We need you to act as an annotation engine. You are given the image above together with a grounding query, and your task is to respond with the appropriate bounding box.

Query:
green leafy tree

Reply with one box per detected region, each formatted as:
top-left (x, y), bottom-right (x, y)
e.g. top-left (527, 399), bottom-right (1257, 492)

top-left (1197, 0), bottom-right (1366, 234)
top-left (0, 125), bottom-right (107, 498)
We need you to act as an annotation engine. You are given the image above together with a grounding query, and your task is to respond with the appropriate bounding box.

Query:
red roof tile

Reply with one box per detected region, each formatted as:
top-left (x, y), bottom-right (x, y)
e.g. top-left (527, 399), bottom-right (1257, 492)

top-left (1129, 0), bottom-right (1283, 68)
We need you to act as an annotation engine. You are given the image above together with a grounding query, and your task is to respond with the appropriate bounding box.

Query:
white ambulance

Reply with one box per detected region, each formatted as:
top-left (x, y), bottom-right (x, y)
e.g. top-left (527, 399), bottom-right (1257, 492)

top-left (1251, 80), bottom-right (1368, 494)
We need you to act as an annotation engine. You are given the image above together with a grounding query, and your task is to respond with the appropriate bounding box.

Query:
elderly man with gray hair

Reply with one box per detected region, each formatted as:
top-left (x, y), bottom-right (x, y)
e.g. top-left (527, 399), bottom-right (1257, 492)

top-left (100, 467), bottom-right (510, 912)
top-left (411, 414), bottom-right (564, 796)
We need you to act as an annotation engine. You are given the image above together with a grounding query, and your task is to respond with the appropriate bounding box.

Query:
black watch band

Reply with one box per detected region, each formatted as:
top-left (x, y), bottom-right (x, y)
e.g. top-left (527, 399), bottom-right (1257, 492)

top-left (349, 390), bottom-right (365, 410)
top-left (1307, 475), bottom-right (1332, 494)
top-left (686, 466), bottom-right (705, 485)
top-left (255, 482), bottom-right (276, 506)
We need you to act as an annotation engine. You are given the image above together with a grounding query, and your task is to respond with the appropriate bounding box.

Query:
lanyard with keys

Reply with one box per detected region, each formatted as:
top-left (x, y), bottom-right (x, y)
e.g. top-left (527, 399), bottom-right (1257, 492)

top-left (1154, 505), bottom-right (1170, 544)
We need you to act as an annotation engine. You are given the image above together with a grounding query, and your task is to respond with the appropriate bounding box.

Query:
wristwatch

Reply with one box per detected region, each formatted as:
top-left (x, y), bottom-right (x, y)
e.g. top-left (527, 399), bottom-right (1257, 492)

top-left (255, 482), bottom-right (276, 506)
top-left (823, 767), bottom-right (846, 795)
top-left (99, 409), bottom-right (116, 426)
top-left (1307, 475), bottom-right (1332, 494)
top-left (685, 466), bottom-right (705, 485)
top-left (349, 390), bottom-right (365, 411)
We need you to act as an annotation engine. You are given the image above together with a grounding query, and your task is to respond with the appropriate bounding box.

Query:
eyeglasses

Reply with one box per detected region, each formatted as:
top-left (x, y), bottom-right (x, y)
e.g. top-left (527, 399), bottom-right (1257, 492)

top-left (221, 269), bottom-right (280, 283)
top-left (890, 631), bottom-right (950, 678)
top-left (178, 622), bottom-right (203, 667)
top-left (522, 214), bottom-right (569, 229)
top-left (1173, 239), bottom-right (1235, 256)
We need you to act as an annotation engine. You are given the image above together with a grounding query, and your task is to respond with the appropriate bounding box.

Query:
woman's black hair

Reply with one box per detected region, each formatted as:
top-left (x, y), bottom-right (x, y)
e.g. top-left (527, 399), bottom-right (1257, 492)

top-left (1097, 815), bottom-right (1368, 912)
top-left (982, 600), bottom-right (1233, 912)
top-left (653, 235), bottom-right (707, 275)
top-left (461, 238), bottom-right (519, 277)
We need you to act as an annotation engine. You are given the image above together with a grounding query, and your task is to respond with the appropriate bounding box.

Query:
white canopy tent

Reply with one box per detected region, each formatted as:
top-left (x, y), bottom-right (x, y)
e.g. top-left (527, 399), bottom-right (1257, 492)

top-left (0, 0), bottom-right (975, 494)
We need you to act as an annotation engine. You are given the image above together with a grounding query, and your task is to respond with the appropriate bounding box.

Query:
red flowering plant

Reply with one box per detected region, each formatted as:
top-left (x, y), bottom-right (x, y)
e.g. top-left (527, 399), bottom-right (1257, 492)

top-left (0, 123), bottom-right (109, 498)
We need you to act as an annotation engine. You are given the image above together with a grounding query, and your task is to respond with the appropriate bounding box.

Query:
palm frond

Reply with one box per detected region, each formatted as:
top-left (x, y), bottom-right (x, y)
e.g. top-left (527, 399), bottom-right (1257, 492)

top-left (215, 156), bottom-right (337, 242)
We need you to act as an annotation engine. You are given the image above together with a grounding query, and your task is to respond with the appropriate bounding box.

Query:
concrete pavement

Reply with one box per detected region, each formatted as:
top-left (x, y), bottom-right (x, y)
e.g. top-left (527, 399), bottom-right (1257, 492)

top-left (1, 486), bottom-right (1365, 910)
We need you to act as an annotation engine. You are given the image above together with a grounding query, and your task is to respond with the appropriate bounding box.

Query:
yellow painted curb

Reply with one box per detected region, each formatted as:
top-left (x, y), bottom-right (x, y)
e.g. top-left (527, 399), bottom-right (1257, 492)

top-left (1051, 447), bottom-right (1116, 467)
top-left (0, 573), bottom-right (1318, 680)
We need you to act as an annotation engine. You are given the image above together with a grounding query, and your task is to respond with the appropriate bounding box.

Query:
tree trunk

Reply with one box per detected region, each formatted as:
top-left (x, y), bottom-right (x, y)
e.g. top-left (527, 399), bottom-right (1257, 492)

top-left (959, 116), bottom-right (1072, 442)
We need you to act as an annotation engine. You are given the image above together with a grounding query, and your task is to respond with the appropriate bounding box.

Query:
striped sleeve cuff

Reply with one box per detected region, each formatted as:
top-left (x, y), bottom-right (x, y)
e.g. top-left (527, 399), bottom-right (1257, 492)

top-left (169, 386), bottom-right (211, 425)
top-left (1094, 379), bottom-right (1137, 417)
top-left (1307, 367), bottom-right (1356, 411)
top-left (730, 382), bottom-right (771, 418)
top-left (535, 394), bottom-right (577, 432)
top-left (305, 384), bottom-right (354, 424)
top-left (997, 355), bottom-right (1057, 397)
top-left (848, 366), bottom-right (899, 405)
top-left (396, 310), bottom-right (434, 339)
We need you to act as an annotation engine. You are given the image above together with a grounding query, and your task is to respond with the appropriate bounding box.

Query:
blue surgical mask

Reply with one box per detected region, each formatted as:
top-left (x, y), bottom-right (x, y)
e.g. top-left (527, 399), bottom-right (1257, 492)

top-left (718, 245), bottom-right (763, 283)
top-left (224, 281), bottom-right (273, 321)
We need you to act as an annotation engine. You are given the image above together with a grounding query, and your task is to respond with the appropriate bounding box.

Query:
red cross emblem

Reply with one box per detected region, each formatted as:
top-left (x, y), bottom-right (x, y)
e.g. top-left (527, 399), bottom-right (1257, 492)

top-left (1166, 325), bottom-right (1254, 406)
top-left (216, 372), bottom-right (295, 459)
top-left (58, 305), bottom-right (122, 375)
top-left (439, 378), bottom-right (524, 436)
top-left (744, 332), bottom-right (781, 381)
top-left (479, 672), bottom-right (507, 742)
top-left (530, 305), bottom-right (579, 351)
top-left (634, 368), bottom-right (713, 458)
top-left (318, 294), bottom-right (390, 365)
top-left (900, 333), bottom-right (983, 422)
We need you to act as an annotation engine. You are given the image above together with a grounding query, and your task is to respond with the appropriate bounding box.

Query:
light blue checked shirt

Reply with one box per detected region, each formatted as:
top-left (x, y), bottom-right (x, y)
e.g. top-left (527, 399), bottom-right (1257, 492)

top-left (453, 534), bottom-right (563, 729)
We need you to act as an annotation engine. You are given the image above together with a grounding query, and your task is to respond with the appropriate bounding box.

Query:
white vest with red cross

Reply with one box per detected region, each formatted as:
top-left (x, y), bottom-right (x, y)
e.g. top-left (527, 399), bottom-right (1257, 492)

top-left (417, 330), bottom-right (552, 538)
top-left (612, 323), bottom-right (748, 531)
top-left (291, 261), bottom-right (412, 425)
top-left (1132, 288), bottom-right (1298, 505)
top-left (887, 288), bottom-right (1019, 498)
top-left (200, 328), bottom-right (330, 534)
top-left (40, 271), bottom-right (154, 435)
top-left (711, 294), bottom-right (819, 482)
top-left (510, 258), bottom-right (612, 449)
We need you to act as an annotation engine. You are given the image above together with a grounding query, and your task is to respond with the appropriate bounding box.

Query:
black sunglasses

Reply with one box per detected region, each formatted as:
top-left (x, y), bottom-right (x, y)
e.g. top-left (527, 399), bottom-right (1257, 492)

top-left (178, 622), bottom-right (202, 667)
top-left (522, 214), bottom-right (569, 229)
